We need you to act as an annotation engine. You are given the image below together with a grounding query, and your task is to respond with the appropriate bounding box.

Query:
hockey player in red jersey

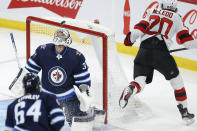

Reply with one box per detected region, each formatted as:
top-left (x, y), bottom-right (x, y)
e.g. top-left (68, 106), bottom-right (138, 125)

top-left (119, 0), bottom-right (196, 125)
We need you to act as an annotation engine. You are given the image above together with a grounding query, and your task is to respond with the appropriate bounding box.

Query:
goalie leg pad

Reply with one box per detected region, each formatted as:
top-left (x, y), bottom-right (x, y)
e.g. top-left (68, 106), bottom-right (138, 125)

top-left (59, 96), bottom-right (89, 126)
top-left (71, 108), bottom-right (95, 131)
top-left (93, 107), bottom-right (106, 128)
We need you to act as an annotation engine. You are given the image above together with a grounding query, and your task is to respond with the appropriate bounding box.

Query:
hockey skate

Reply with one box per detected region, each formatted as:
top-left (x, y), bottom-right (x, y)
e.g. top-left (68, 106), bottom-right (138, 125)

top-left (177, 104), bottom-right (195, 126)
top-left (119, 85), bottom-right (134, 108)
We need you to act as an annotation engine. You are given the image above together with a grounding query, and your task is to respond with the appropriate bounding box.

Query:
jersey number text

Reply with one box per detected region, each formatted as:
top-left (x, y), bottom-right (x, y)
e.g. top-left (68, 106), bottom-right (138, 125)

top-left (148, 15), bottom-right (173, 39)
top-left (14, 100), bottom-right (42, 125)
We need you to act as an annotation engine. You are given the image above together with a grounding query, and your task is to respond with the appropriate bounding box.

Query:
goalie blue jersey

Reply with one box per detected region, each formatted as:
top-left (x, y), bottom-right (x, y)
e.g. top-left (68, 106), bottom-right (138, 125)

top-left (5, 92), bottom-right (65, 131)
top-left (25, 44), bottom-right (91, 100)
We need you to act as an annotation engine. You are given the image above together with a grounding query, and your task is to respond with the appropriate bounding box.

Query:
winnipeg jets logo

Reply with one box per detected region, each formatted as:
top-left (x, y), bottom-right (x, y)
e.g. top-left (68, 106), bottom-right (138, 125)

top-left (48, 66), bottom-right (67, 86)
top-left (76, 51), bottom-right (82, 56)
top-left (41, 44), bottom-right (46, 49)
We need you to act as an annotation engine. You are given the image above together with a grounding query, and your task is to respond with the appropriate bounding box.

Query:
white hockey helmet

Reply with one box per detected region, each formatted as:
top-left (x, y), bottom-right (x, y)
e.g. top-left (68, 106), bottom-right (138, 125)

top-left (53, 28), bottom-right (72, 46)
top-left (161, 0), bottom-right (178, 12)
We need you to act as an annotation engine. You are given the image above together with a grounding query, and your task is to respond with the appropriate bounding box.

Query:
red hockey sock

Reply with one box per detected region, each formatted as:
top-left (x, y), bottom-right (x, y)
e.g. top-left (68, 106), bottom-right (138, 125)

top-left (174, 87), bottom-right (187, 102)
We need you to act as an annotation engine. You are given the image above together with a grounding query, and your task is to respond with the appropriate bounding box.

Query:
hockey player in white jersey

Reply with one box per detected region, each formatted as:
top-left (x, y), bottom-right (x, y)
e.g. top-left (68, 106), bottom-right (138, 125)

top-left (119, 0), bottom-right (196, 125)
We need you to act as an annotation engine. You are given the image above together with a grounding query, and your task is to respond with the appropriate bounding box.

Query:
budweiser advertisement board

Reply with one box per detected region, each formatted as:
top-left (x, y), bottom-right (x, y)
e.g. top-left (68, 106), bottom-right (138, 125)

top-left (8, 0), bottom-right (84, 18)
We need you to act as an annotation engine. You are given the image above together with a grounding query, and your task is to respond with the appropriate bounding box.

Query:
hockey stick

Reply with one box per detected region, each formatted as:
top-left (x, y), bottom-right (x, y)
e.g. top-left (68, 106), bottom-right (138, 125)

top-left (169, 48), bottom-right (187, 53)
top-left (9, 33), bottom-right (23, 90)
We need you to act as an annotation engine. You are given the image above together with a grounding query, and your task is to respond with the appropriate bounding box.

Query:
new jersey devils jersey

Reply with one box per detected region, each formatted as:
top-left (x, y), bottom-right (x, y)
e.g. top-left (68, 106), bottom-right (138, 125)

top-left (134, 8), bottom-right (193, 47)
top-left (5, 92), bottom-right (65, 131)
top-left (25, 44), bottom-right (91, 100)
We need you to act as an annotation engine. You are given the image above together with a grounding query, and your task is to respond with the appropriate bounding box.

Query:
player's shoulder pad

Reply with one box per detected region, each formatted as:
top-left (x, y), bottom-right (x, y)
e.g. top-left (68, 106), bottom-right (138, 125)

top-left (76, 50), bottom-right (85, 62)
top-left (69, 47), bottom-right (85, 57)
top-left (40, 92), bottom-right (60, 106)
top-left (172, 12), bottom-right (183, 22)
top-left (40, 91), bottom-right (57, 99)
top-left (8, 98), bottom-right (20, 109)
top-left (36, 43), bottom-right (54, 53)
top-left (173, 12), bottom-right (182, 19)
top-left (41, 92), bottom-right (60, 106)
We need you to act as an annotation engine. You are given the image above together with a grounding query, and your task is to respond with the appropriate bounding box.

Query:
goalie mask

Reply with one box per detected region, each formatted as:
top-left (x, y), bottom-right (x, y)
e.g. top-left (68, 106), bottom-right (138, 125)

top-left (53, 28), bottom-right (72, 46)
top-left (161, 0), bottom-right (178, 12)
top-left (22, 73), bottom-right (40, 93)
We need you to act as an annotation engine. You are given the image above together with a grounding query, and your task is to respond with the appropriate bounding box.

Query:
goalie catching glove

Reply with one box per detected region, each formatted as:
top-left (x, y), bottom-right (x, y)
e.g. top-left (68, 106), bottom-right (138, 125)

top-left (9, 67), bottom-right (29, 97)
top-left (74, 84), bottom-right (93, 112)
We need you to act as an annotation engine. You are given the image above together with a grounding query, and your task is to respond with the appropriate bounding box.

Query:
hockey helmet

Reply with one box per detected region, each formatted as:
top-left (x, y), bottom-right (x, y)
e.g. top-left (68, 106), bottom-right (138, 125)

top-left (22, 72), bottom-right (40, 93)
top-left (161, 0), bottom-right (177, 12)
top-left (53, 28), bottom-right (72, 46)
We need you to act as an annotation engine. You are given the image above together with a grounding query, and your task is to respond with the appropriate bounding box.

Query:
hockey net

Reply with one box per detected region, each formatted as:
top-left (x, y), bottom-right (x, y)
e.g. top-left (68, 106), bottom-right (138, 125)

top-left (26, 16), bottom-right (151, 125)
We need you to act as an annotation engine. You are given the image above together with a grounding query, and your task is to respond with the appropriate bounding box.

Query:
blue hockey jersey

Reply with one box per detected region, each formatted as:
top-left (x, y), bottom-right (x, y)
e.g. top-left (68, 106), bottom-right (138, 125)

top-left (25, 44), bottom-right (91, 100)
top-left (5, 92), bottom-right (65, 131)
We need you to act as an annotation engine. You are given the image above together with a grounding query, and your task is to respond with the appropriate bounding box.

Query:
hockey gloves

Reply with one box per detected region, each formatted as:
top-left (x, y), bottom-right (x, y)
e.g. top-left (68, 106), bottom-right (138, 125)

top-left (119, 85), bottom-right (134, 108)
top-left (124, 32), bottom-right (134, 46)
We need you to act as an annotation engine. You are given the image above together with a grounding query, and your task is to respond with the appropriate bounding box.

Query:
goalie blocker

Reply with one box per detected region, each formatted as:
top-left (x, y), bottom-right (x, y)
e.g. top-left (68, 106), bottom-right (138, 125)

top-left (71, 107), bottom-right (106, 131)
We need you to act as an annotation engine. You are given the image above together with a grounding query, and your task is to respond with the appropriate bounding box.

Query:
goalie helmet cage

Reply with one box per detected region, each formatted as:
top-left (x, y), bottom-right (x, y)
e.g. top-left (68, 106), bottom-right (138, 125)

top-left (26, 16), bottom-right (138, 125)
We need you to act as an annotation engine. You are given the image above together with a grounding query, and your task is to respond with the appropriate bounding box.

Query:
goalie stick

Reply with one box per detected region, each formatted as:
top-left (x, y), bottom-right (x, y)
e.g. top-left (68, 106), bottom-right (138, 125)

top-left (9, 33), bottom-right (23, 90)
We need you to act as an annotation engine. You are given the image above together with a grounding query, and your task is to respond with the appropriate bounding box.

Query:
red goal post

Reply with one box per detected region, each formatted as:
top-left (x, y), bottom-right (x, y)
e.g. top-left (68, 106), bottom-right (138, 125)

top-left (26, 16), bottom-right (109, 123)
